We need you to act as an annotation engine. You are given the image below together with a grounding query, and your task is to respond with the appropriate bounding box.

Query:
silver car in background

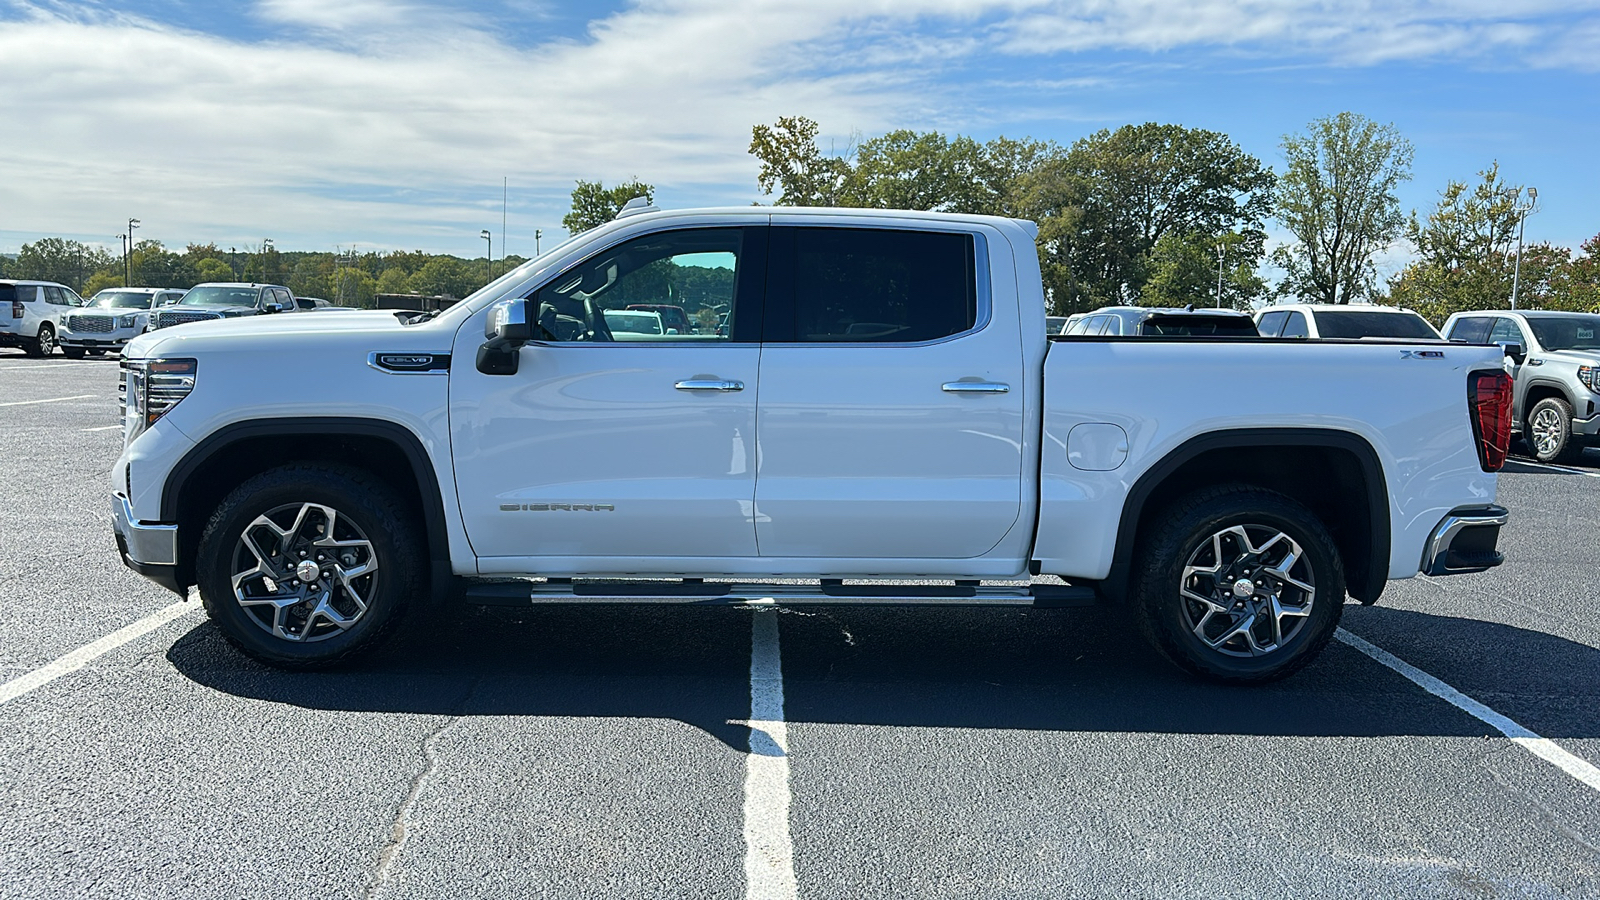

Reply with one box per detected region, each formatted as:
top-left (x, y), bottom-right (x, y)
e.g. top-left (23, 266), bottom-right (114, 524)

top-left (1444, 310), bottom-right (1600, 464)
top-left (58, 287), bottom-right (185, 357)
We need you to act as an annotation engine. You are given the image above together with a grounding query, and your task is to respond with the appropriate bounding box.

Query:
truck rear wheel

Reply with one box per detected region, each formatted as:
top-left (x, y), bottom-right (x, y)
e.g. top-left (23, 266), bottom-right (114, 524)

top-left (195, 464), bottom-right (423, 669)
top-left (1133, 485), bottom-right (1345, 684)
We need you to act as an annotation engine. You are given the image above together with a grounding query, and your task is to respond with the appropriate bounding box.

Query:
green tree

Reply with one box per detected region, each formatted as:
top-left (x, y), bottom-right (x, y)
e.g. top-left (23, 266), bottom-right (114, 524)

top-left (332, 267), bottom-right (378, 307)
top-left (1386, 165), bottom-right (1528, 321)
top-left (376, 267), bottom-right (411, 296)
top-left (563, 179), bottom-right (655, 233)
top-left (406, 256), bottom-right (477, 299)
top-left (10, 238), bottom-right (115, 292)
top-left (1142, 231), bottom-right (1267, 310)
top-left (194, 258), bottom-right (235, 283)
top-left (1275, 112), bottom-right (1414, 304)
top-left (749, 116), bottom-right (852, 206)
top-left (1019, 123), bottom-right (1274, 311)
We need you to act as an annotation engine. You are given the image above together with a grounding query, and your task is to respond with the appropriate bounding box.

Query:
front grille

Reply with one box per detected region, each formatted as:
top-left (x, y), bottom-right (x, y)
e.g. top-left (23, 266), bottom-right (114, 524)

top-left (153, 310), bottom-right (220, 329)
top-left (67, 315), bottom-right (116, 333)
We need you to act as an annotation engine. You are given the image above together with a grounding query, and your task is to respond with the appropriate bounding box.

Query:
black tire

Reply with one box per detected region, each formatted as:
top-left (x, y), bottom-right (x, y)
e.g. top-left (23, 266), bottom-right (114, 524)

top-left (1526, 396), bottom-right (1583, 464)
top-left (1133, 484), bottom-right (1346, 684)
top-left (196, 463), bottom-right (424, 669)
top-left (23, 324), bottom-right (55, 358)
top-left (60, 345), bottom-right (86, 359)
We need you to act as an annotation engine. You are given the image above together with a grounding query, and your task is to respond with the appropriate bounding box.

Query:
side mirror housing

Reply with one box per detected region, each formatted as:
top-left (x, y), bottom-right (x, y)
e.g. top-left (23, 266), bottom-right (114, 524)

top-left (477, 298), bottom-right (531, 375)
top-left (1497, 341), bottom-right (1525, 363)
top-left (263, 303), bottom-right (283, 314)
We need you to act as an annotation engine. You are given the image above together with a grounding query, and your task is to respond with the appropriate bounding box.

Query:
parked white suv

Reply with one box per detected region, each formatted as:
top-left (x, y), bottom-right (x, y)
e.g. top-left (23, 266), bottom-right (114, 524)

top-left (1255, 303), bottom-right (1442, 340)
top-left (0, 279), bottom-right (85, 357)
top-left (59, 287), bottom-right (186, 358)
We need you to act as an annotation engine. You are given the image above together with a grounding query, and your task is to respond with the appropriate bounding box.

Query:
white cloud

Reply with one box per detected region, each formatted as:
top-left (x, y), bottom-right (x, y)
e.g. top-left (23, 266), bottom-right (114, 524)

top-left (0, 0), bottom-right (1596, 254)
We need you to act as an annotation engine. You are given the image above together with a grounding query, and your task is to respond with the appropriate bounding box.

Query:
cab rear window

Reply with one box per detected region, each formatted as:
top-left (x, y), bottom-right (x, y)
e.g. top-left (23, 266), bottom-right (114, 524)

top-left (1315, 311), bottom-right (1438, 339)
top-left (1141, 315), bottom-right (1259, 336)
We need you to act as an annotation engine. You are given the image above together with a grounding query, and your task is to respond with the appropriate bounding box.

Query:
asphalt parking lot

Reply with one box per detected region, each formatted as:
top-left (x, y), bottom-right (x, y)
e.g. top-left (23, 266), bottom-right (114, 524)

top-left (2, 352), bottom-right (1599, 899)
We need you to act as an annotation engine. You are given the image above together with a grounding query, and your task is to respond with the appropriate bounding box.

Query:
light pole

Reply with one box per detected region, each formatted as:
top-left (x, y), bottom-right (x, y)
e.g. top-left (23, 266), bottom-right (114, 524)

top-left (118, 234), bottom-right (128, 287)
top-left (126, 218), bottom-right (140, 286)
top-left (535, 228), bottom-right (543, 256)
top-left (1508, 187), bottom-right (1537, 311)
top-left (261, 239), bottom-right (273, 283)
top-left (480, 230), bottom-right (493, 283)
top-left (1209, 241), bottom-right (1222, 307)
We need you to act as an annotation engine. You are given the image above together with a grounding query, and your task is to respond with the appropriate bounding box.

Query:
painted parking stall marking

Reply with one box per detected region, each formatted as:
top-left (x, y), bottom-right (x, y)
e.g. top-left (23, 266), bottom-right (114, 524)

top-left (0, 600), bottom-right (196, 706)
top-left (1337, 628), bottom-right (1600, 793)
top-left (743, 606), bottom-right (799, 900)
top-left (0, 393), bottom-right (96, 408)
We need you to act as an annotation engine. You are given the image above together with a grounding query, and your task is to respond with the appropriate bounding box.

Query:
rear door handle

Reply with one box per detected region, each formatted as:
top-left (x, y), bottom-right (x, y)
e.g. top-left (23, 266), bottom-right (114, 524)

top-left (941, 381), bottom-right (1009, 393)
top-left (675, 379), bottom-right (744, 392)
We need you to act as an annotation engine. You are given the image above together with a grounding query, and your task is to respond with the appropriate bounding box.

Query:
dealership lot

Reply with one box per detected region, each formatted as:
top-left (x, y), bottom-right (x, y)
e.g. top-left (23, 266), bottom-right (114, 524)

top-left (2, 354), bottom-right (1598, 899)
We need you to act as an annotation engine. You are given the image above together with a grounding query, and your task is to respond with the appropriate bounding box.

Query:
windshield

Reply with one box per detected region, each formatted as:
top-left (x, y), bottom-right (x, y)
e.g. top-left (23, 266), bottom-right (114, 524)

top-left (1524, 315), bottom-right (1600, 352)
top-left (1141, 315), bottom-right (1259, 336)
top-left (1314, 310), bottom-right (1439, 339)
top-left (180, 286), bottom-right (259, 307)
top-left (91, 291), bottom-right (154, 309)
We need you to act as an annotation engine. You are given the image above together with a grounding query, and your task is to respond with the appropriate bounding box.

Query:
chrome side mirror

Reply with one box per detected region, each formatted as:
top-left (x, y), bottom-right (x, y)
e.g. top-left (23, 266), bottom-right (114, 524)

top-left (477, 298), bottom-right (530, 375)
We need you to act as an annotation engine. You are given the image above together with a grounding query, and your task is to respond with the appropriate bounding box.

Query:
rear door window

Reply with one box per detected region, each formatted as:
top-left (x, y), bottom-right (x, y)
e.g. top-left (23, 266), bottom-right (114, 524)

top-left (1447, 316), bottom-right (1493, 343)
top-left (0, 284), bottom-right (15, 305)
top-left (1280, 312), bottom-right (1310, 339)
top-left (43, 286), bottom-right (66, 305)
top-left (1257, 311), bottom-right (1287, 337)
top-left (1489, 317), bottom-right (1524, 345)
top-left (768, 227), bottom-right (977, 343)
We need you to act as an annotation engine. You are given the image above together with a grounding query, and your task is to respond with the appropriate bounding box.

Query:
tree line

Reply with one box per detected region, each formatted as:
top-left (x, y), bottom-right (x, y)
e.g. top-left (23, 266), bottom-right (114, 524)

top-left (0, 239), bottom-right (523, 308)
top-left (580, 112), bottom-right (1598, 321)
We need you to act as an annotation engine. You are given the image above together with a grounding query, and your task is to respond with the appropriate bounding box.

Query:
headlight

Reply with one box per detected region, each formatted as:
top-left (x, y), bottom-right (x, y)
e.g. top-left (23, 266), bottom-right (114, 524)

top-left (121, 358), bottom-right (197, 441)
top-left (1580, 366), bottom-right (1600, 393)
top-left (117, 313), bottom-right (139, 328)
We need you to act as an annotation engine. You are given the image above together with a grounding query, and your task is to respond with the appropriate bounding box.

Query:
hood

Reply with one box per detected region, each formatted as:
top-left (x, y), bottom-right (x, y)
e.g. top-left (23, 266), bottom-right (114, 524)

top-left (1536, 348), bottom-right (1600, 367)
top-left (127, 309), bottom-right (421, 358)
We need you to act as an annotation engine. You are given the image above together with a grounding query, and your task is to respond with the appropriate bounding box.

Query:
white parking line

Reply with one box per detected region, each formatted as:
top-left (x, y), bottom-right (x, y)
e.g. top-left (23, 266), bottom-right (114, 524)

top-left (0, 362), bottom-right (101, 371)
top-left (1511, 460), bottom-right (1600, 479)
top-left (1337, 628), bottom-right (1600, 793)
top-left (743, 608), bottom-right (799, 900)
top-left (0, 599), bottom-right (195, 706)
top-left (81, 424), bottom-right (122, 432)
top-left (0, 393), bottom-right (97, 408)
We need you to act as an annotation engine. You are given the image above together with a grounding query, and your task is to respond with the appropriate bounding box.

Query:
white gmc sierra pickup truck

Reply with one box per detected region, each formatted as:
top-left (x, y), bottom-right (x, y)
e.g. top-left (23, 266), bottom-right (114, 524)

top-left (112, 205), bottom-right (1513, 683)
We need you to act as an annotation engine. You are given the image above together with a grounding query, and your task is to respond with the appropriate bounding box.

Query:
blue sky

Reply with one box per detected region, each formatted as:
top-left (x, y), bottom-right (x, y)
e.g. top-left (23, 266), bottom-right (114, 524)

top-left (3, 0), bottom-right (1598, 281)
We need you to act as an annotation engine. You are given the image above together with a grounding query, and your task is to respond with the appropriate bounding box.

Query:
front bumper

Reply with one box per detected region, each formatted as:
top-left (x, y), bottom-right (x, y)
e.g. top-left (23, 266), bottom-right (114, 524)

top-left (112, 493), bottom-right (184, 594)
top-left (1420, 504), bottom-right (1508, 576)
top-left (1572, 412), bottom-right (1600, 438)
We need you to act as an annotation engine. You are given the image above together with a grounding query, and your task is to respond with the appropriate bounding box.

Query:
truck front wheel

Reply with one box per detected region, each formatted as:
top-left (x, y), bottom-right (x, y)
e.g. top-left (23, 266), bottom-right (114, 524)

top-left (195, 464), bottom-right (423, 669)
top-left (1133, 485), bottom-right (1345, 684)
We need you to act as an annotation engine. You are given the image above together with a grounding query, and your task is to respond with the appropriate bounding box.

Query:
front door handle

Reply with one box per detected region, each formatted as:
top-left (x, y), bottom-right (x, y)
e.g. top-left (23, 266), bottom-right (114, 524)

top-left (675, 379), bottom-right (745, 392)
top-left (941, 381), bottom-right (1009, 393)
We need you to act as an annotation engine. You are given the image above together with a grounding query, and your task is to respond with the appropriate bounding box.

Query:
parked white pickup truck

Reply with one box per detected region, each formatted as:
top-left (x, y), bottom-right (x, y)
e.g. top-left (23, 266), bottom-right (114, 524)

top-left (112, 206), bottom-right (1513, 683)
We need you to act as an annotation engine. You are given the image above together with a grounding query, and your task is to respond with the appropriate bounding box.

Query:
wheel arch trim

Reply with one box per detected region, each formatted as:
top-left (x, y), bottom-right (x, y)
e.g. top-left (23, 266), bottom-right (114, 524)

top-left (1104, 427), bottom-right (1390, 605)
top-left (159, 417), bottom-right (451, 566)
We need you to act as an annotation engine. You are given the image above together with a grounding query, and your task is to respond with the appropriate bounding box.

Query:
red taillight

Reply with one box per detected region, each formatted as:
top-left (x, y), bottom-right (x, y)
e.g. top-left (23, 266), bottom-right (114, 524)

top-left (9, 301), bottom-right (20, 318)
top-left (1469, 370), bottom-right (1513, 472)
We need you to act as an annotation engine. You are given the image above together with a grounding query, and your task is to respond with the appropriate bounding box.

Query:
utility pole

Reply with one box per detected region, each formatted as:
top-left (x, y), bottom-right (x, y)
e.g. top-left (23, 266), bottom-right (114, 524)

top-left (261, 239), bottom-right (274, 283)
top-left (502, 177), bottom-right (508, 272)
top-left (1214, 241), bottom-right (1226, 308)
top-left (1509, 187), bottom-right (1538, 311)
top-left (126, 218), bottom-right (140, 286)
top-left (481, 230), bottom-right (492, 283)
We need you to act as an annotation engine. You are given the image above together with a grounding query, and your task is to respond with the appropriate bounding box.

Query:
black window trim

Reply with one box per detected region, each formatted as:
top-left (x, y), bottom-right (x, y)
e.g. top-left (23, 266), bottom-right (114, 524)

top-left (762, 224), bottom-right (992, 347)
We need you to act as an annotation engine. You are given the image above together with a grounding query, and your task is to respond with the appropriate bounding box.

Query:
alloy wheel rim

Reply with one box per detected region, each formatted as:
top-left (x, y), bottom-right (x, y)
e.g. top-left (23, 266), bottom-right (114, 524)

top-left (39, 328), bottom-right (53, 354)
top-left (230, 502), bottom-right (379, 642)
top-left (1180, 524), bottom-right (1315, 658)
top-left (1531, 408), bottom-right (1564, 457)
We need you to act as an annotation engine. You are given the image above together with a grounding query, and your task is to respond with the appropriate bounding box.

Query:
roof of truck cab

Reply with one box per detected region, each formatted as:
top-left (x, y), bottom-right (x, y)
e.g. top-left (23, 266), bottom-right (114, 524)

top-left (1256, 303), bottom-right (1419, 315)
top-left (617, 205), bottom-right (1039, 235)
